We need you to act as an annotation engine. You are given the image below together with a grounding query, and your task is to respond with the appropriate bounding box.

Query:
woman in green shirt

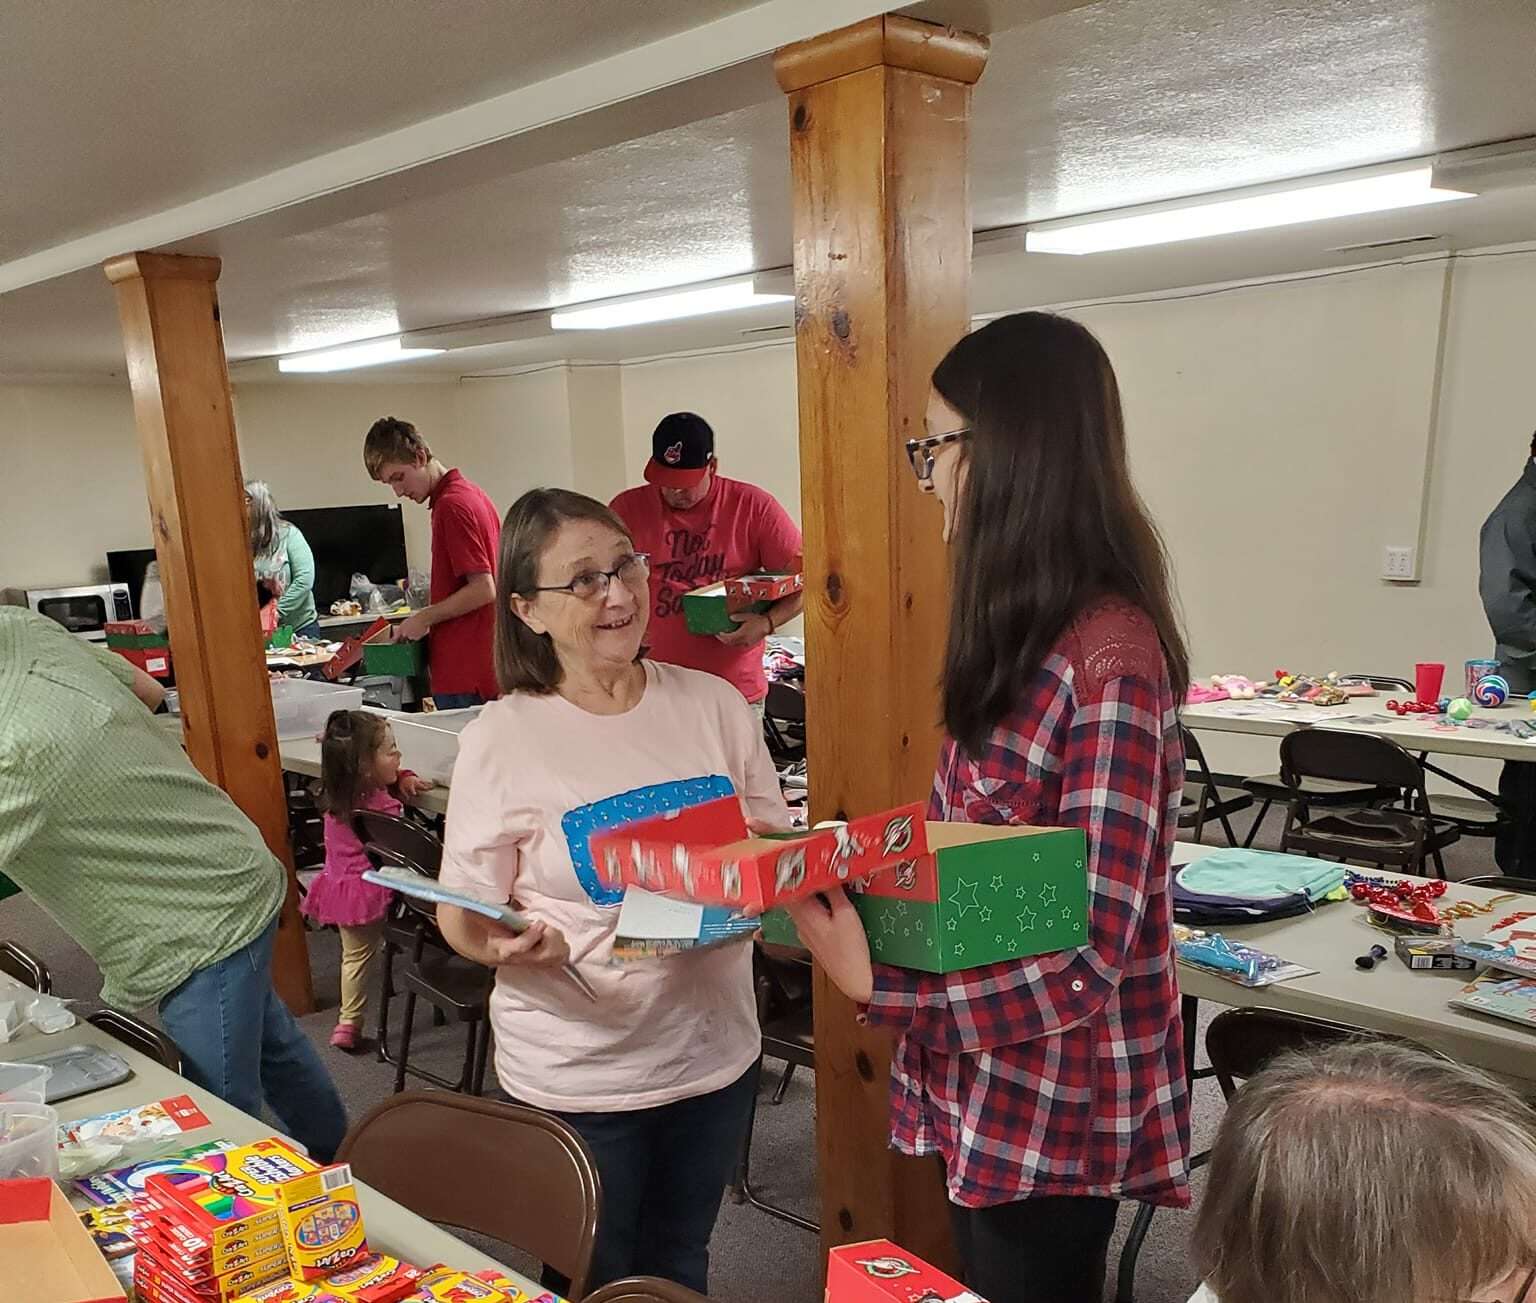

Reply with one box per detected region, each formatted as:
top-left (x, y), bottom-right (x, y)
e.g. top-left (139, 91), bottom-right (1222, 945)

top-left (245, 481), bottom-right (320, 638)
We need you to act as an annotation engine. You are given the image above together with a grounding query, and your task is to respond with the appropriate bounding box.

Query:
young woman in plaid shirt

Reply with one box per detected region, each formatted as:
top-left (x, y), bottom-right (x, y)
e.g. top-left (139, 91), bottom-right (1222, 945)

top-left (790, 311), bottom-right (1192, 1303)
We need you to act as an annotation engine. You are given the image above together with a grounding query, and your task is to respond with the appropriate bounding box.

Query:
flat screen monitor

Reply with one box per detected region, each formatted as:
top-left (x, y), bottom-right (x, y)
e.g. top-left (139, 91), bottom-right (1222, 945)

top-left (283, 504), bottom-right (408, 610)
top-left (107, 504), bottom-right (408, 617)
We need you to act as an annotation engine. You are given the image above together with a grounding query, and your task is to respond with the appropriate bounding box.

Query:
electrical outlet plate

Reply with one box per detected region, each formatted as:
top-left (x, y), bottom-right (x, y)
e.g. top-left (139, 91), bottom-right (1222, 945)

top-left (1382, 545), bottom-right (1417, 581)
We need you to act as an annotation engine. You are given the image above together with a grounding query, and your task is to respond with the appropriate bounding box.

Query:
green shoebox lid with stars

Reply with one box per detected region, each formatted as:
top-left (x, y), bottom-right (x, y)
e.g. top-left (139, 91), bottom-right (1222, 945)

top-left (855, 823), bottom-right (1088, 973)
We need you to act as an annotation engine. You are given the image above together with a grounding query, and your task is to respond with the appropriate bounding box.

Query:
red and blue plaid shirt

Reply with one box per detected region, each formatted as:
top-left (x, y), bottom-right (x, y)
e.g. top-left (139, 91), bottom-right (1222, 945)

top-left (860, 599), bottom-right (1191, 1209)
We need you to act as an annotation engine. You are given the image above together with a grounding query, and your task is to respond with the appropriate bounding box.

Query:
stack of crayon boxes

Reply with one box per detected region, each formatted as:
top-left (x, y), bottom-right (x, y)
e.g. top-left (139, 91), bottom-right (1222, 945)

top-left (127, 1138), bottom-right (388, 1303)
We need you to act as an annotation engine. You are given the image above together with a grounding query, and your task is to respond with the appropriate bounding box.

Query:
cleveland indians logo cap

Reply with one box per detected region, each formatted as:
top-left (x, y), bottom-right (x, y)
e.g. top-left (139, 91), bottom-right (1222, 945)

top-left (645, 411), bottom-right (715, 489)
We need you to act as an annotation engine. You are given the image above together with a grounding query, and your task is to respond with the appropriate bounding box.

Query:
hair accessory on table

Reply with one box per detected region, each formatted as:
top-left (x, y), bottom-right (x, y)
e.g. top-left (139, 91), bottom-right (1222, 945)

top-left (1354, 943), bottom-right (1389, 971)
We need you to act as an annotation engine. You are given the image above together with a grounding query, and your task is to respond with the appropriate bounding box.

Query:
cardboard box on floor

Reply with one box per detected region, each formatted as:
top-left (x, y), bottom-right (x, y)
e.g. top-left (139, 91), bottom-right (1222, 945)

top-left (761, 822), bottom-right (1089, 974)
top-left (590, 796), bottom-right (927, 911)
top-left (1, 1177), bottom-right (127, 1303)
top-left (826, 1239), bottom-right (984, 1303)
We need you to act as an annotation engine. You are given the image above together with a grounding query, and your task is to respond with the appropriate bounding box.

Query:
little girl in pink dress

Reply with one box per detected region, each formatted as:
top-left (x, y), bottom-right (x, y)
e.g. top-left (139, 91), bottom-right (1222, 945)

top-left (303, 709), bottom-right (433, 1051)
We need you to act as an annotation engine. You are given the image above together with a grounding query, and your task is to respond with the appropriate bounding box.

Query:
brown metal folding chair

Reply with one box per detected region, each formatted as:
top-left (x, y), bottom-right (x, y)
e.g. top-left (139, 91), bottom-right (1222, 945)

top-left (339, 1090), bottom-right (601, 1300)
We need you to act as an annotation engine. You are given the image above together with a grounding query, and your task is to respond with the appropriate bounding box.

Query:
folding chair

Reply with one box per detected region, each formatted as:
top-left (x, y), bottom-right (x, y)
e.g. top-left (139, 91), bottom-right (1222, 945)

top-left (354, 810), bottom-right (492, 1092)
top-left (0, 940), bottom-right (51, 994)
top-left (340, 1091), bottom-right (600, 1299)
top-left (1178, 726), bottom-right (1253, 846)
top-left (87, 1008), bottom-right (183, 1072)
top-left (1279, 728), bottom-right (1460, 877)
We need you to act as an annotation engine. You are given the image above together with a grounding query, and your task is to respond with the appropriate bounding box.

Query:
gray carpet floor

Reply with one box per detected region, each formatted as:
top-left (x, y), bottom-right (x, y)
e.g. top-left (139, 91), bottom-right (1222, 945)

top-left (1, 805), bottom-right (1503, 1303)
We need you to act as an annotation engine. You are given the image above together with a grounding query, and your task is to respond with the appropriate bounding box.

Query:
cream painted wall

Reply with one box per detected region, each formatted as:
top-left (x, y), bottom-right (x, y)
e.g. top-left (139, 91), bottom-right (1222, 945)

top-left (618, 343), bottom-right (801, 515)
top-left (0, 382), bottom-right (145, 588)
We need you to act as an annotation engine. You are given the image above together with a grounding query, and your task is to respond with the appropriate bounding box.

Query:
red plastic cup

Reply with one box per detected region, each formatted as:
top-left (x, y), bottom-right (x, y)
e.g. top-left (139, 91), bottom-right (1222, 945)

top-left (1415, 662), bottom-right (1445, 705)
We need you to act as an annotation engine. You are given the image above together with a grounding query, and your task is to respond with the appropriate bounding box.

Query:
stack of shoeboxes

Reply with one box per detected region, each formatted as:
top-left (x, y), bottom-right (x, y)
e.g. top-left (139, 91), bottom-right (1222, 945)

top-left (105, 619), bottom-right (172, 681)
top-left (591, 796), bottom-right (1088, 971)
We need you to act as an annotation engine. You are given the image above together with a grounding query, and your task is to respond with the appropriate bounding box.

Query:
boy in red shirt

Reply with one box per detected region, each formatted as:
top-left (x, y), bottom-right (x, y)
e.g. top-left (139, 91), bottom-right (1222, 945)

top-left (610, 412), bottom-right (803, 706)
top-left (363, 417), bottom-right (501, 706)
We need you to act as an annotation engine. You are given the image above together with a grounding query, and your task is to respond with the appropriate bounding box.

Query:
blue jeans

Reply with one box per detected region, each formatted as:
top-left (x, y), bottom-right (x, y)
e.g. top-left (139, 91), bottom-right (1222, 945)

top-left (159, 917), bottom-right (348, 1162)
top-left (432, 691), bottom-right (484, 710)
top-left (509, 1065), bottom-right (756, 1293)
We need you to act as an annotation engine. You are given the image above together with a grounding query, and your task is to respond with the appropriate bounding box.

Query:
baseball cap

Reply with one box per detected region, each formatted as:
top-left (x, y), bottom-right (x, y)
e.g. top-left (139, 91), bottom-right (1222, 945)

top-left (644, 412), bottom-right (715, 488)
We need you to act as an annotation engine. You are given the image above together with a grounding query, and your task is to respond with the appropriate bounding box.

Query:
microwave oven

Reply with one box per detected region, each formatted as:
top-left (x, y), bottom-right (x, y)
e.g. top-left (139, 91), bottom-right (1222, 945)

top-left (2, 583), bottom-right (134, 642)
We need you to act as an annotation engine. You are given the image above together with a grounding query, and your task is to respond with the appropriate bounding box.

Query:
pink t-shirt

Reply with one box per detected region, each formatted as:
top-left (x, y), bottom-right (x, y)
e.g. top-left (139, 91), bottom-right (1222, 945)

top-left (610, 477), bottom-right (802, 703)
top-left (438, 660), bottom-right (790, 1112)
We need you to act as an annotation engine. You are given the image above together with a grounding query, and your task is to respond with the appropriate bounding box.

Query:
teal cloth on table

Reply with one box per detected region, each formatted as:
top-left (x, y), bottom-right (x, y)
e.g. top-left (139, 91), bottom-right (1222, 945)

top-left (1177, 849), bottom-right (1347, 902)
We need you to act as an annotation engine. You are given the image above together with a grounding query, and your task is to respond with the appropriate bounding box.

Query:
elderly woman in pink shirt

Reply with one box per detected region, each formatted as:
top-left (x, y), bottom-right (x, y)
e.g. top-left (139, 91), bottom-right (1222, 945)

top-left (436, 488), bottom-right (788, 1296)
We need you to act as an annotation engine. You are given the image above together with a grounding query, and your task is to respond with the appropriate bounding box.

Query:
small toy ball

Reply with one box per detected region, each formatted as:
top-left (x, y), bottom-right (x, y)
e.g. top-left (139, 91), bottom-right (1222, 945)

top-left (1448, 697), bottom-right (1474, 722)
top-left (1474, 674), bottom-right (1510, 707)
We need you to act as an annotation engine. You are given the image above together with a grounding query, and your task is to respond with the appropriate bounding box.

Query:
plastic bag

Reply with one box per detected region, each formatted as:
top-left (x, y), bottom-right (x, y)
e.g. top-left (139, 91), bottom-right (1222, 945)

top-left (407, 569), bottom-right (431, 610)
top-left (349, 573), bottom-right (379, 605)
top-left (139, 561), bottom-right (167, 631)
top-left (0, 985), bottom-right (75, 1042)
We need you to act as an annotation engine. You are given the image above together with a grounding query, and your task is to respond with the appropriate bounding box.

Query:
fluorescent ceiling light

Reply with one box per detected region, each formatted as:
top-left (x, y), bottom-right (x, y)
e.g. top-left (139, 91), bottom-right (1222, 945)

top-left (277, 337), bottom-right (444, 373)
top-left (550, 278), bottom-right (793, 330)
top-left (1025, 164), bottom-right (1474, 256)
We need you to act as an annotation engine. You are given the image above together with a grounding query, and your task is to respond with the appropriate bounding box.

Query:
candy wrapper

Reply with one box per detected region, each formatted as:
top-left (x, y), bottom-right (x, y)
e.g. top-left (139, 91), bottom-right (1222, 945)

top-left (1173, 925), bottom-right (1316, 987)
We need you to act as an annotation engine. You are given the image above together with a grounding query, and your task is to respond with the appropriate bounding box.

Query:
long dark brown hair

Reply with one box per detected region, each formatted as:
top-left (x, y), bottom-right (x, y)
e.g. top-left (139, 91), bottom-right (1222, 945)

top-left (494, 488), bottom-right (638, 695)
top-left (317, 709), bottom-right (391, 816)
top-left (933, 311), bottom-right (1189, 756)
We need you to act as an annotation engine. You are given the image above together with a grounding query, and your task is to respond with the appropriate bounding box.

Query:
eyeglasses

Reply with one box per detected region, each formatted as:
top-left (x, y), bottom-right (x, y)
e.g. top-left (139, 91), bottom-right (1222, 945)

top-left (905, 428), bottom-right (970, 483)
top-left (528, 553), bottom-right (650, 601)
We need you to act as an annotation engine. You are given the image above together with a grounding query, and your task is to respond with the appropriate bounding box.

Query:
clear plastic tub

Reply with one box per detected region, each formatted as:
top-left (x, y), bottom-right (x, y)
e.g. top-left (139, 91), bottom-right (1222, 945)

top-left (0, 1062), bottom-right (50, 1104)
top-left (270, 678), bottom-right (365, 739)
top-left (364, 706), bottom-right (481, 786)
top-left (0, 1101), bottom-right (59, 1178)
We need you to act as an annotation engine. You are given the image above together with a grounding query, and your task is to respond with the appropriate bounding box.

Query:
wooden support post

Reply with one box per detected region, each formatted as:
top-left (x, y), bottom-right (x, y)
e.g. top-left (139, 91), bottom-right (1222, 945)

top-left (775, 15), bottom-right (988, 1267)
top-left (104, 253), bottom-right (314, 1014)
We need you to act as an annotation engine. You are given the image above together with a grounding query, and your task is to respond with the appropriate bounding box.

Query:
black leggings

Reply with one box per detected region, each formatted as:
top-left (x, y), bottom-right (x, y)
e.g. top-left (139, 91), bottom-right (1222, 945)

top-left (949, 1193), bottom-right (1119, 1303)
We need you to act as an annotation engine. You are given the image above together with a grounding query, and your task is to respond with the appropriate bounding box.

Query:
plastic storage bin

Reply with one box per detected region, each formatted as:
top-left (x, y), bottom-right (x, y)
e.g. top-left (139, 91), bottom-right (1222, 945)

top-left (0, 1063), bottom-right (49, 1104)
top-left (269, 678), bottom-right (365, 739)
top-left (365, 707), bottom-right (481, 786)
top-left (0, 1102), bottom-right (58, 1178)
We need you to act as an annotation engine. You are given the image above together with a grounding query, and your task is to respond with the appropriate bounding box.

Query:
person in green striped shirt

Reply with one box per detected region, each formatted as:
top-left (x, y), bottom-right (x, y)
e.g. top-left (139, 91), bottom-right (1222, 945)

top-left (0, 608), bottom-right (346, 1161)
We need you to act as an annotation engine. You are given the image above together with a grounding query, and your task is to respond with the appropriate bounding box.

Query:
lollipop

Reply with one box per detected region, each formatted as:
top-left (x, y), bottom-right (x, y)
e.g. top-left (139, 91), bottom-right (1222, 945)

top-left (1474, 674), bottom-right (1510, 707)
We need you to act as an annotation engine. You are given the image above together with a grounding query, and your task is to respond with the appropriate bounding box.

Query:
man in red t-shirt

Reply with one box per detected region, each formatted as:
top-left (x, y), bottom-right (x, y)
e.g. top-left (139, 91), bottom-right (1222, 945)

top-left (610, 412), bottom-right (803, 705)
top-left (363, 417), bottom-right (501, 706)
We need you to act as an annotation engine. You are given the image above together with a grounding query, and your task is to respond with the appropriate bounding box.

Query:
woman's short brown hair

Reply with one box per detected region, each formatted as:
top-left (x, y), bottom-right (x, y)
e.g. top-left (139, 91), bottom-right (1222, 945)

top-left (494, 488), bottom-right (636, 696)
top-left (1196, 1038), bottom-right (1536, 1303)
top-left (363, 417), bottom-right (431, 479)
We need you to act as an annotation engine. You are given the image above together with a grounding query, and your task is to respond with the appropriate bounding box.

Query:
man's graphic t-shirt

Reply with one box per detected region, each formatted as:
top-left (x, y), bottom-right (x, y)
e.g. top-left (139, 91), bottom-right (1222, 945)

top-left (610, 476), bottom-right (802, 703)
top-left (438, 661), bottom-right (790, 1112)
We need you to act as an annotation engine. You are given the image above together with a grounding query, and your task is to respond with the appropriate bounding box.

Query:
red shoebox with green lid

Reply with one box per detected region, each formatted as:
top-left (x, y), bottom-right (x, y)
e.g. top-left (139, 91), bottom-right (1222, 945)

top-left (681, 573), bottom-right (802, 635)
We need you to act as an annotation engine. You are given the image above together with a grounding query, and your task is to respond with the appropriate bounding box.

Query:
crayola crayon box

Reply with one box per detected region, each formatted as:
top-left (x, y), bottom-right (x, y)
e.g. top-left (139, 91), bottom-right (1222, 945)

top-left (143, 1138), bottom-right (318, 1251)
top-left (274, 1164), bottom-right (369, 1279)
